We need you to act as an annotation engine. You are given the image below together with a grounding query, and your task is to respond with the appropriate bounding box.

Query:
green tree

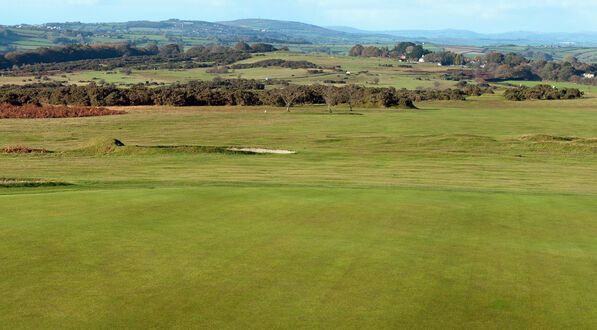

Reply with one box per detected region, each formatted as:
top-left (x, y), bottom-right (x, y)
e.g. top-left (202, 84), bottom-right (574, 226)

top-left (558, 63), bottom-right (575, 81)
top-left (349, 45), bottom-right (364, 57)
top-left (234, 42), bottom-right (252, 52)
top-left (362, 46), bottom-right (381, 58)
top-left (485, 52), bottom-right (505, 64)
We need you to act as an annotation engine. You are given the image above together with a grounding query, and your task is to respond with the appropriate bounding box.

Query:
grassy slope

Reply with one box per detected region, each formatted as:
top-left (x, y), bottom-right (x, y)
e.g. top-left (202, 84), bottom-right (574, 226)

top-left (1, 97), bottom-right (596, 328)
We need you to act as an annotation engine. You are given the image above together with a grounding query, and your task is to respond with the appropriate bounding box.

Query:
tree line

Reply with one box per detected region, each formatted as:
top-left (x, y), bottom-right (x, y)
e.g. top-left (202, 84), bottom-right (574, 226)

top-left (230, 59), bottom-right (318, 70)
top-left (0, 44), bottom-right (159, 70)
top-left (0, 42), bottom-right (279, 73)
top-left (0, 80), bottom-right (495, 110)
top-left (447, 52), bottom-right (597, 84)
top-left (349, 42), bottom-right (430, 61)
top-left (348, 43), bottom-right (597, 85)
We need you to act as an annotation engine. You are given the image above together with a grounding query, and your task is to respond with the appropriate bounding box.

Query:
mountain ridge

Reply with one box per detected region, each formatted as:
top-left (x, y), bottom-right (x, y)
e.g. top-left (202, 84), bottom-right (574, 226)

top-left (4, 18), bottom-right (597, 50)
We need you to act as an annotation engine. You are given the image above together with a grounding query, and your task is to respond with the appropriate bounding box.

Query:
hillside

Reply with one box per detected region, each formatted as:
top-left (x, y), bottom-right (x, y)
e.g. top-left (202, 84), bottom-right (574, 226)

top-left (1, 19), bottom-right (402, 52)
top-left (3, 19), bottom-right (597, 60)
top-left (327, 26), bottom-right (597, 47)
top-left (219, 19), bottom-right (398, 43)
top-left (42, 19), bottom-right (296, 42)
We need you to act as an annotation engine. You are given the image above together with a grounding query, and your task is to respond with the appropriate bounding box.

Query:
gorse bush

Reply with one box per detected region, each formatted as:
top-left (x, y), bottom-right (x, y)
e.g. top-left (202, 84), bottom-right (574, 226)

top-left (231, 59), bottom-right (318, 70)
top-left (0, 80), bottom-right (494, 109)
top-left (504, 85), bottom-right (583, 101)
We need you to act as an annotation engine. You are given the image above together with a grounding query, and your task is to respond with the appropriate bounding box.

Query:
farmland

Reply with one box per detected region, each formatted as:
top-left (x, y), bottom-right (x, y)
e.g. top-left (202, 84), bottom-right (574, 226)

top-left (0, 51), bottom-right (468, 90)
top-left (1, 93), bottom-right (597, 327)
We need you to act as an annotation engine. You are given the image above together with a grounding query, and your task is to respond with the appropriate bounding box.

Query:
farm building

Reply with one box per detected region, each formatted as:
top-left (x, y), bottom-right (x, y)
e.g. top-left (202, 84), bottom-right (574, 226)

top-left (583, 73), bottom-right (595, 79)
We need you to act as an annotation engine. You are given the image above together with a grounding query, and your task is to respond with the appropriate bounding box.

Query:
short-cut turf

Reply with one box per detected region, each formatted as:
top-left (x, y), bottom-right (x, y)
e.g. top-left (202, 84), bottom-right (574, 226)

top-left (1, 96), bottom-right (596, 328)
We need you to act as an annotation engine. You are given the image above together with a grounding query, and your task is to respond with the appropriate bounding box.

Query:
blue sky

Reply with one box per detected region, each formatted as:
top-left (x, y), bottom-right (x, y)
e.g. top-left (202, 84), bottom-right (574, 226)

top-left (2, 0), bottom-right (596, 33)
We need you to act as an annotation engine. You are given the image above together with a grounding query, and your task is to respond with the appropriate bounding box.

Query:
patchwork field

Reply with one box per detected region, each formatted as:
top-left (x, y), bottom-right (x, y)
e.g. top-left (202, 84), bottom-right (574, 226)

top-left (1, 95), bottom-right (596, 328)
top-left (0, 51), bottom-right (466, 90)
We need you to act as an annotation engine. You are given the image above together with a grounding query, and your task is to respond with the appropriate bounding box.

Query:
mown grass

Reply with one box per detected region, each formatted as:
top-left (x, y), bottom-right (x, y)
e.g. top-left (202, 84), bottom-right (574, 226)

top-left (2, 186), bottom-right (596, 328)
top-left (0, 96), bottom-right (596, 328)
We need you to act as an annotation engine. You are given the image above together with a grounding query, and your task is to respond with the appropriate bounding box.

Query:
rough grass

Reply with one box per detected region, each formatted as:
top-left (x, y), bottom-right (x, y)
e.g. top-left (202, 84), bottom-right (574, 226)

top-left (3, 146), bottom-right (52, 154)
top-left (515, 134), bottom-right (597, 154)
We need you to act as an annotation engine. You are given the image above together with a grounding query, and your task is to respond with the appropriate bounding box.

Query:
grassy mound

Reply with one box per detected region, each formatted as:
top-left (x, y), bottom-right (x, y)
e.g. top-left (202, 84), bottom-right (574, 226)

top-left (517, 134), bottom-right (579, 142)
top-left (415, 134), bottom-right (497, 148)
top-left (75, 138), bottom-right (128, 155)
top-left (516, 134), bottom-right (597, 154)
top-left (72, 138), bottom-right (279, 156)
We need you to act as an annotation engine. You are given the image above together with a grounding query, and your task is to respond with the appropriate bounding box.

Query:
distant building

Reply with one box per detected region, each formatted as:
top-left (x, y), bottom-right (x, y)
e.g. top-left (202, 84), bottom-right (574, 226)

top-left (419, 58), bottom-right (425, 63)
top-left (583, 73), bottom-right (595, 79)
top-left (346, 71), bottom-right (352, 75)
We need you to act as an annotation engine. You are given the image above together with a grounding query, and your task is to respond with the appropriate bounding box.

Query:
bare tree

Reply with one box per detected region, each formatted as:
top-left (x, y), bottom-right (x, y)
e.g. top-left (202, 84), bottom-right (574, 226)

top-left (344, 84), bottom-right (363, 112)
top-left (322, 85), bottom-right (338, 113)
top-left (279, 85), bottom-right (302, 112)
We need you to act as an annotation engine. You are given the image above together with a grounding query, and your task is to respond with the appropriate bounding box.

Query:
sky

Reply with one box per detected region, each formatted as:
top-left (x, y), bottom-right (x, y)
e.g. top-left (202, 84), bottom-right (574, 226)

top-left (2, 0), bottom-right (597, 33)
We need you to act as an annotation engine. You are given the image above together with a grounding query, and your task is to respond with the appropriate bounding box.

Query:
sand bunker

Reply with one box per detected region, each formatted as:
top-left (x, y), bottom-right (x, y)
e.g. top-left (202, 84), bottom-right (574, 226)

top-left (73, 138), bottom-right (298, 155)
top-left (227, 148), bottom-right (296, 154)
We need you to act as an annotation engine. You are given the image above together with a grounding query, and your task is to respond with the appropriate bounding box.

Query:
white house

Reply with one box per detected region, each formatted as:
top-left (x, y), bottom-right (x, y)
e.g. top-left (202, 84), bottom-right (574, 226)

top-left (418, 58), bottom-right (425, 63)
top-left (583, 73), bottom-right (595, 79)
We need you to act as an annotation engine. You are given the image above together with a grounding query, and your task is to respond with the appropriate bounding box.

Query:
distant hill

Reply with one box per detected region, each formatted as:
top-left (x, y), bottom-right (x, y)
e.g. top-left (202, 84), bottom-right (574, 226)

top-left (325, 26), bottom-right (371, 34)
top-left (0, 19), bottom-right (316, 52)
top-left (218, 19), bottom-right (398, 44)
top-left (41, 19), bottom-right (297, 42)
top-left (326, 26), bottom-right (597, 47)
top-left (3, 18), bottom-right (597, 54)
